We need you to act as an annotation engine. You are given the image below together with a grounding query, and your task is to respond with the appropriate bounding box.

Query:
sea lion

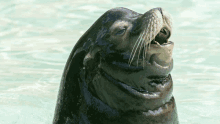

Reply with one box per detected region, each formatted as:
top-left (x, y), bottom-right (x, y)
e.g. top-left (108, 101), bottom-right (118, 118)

top-left (53, 7), bottom-right (178, 124)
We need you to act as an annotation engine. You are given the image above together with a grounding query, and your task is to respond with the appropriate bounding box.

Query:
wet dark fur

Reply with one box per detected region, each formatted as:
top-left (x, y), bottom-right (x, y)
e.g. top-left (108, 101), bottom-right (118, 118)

top-left (53, 7), bottom-right (178, 124)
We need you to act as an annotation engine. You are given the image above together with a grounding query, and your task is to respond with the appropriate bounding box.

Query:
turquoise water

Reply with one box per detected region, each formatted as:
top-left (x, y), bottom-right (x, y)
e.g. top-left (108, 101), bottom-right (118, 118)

top-left (1, 0), bottom-right (220, 124)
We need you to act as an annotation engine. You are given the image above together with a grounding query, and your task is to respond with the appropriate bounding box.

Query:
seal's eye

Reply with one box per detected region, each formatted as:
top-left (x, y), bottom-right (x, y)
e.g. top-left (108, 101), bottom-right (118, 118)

top-left (115, 28), bottom-right (126, 36)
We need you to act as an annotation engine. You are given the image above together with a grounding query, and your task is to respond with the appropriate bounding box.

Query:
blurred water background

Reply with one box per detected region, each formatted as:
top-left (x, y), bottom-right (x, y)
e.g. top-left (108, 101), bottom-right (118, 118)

top-left (0, 0), bottom-right (220, 124)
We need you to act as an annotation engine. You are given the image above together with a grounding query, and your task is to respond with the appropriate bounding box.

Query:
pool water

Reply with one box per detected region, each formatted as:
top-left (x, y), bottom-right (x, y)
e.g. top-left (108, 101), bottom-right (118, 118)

top-left (0, 0), bottom-right (220, 124)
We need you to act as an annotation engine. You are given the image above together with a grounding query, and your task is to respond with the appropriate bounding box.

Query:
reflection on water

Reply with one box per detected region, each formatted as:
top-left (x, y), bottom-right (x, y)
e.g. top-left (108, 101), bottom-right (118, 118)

top-left (0, 0), bottom-right (220, 124)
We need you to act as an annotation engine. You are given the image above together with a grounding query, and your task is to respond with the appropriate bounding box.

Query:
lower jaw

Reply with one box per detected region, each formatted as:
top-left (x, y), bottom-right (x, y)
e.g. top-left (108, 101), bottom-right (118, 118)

top-left (137, 41), bottom-right (174, 66)
top-left (149, 54), bottom-right (173, 66)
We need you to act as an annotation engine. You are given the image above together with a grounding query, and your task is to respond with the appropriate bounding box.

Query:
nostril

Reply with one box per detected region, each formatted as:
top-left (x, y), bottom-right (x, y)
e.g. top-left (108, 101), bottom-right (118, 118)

top-left (157, 7), bottom-right (163, 16)
top-left (160, 28), bottom-right (170, 38)
top-left (160, 28), bottom-right (167, 35)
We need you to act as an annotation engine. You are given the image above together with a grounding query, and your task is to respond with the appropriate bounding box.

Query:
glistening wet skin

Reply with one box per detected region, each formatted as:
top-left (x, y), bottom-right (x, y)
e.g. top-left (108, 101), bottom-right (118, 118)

top-left (53, 7), bottom-right (178, 124)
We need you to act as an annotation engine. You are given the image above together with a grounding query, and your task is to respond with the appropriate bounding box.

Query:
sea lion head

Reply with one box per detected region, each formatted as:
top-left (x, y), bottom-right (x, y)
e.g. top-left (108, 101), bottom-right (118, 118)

top-left (82, 7), bottom-right (174, 107)
top-left (83, 7), bottom-right (173, 74)
top-left (106, 7), bottom-right (173, 67)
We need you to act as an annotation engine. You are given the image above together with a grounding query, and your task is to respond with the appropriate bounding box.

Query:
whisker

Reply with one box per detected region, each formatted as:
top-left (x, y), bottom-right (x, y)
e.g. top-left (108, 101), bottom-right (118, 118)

top-left (134, 30), bottom-right (146, 66)
top-left (147, 21), bottom-right (155, 51)
top-left (143, 41), bottom-right (145, 67)
top-left (144, 27), bottom-right (150, 59)
top-left (128, 18), bottom-right (159, 67)
top-left (129, 29), bottom-right (146, 65)
top-left (128, 32), bottom-right (143, 65)
top-left (141, 28), bottom-right (149, 67)
top-left (137, 31), bottom-right (146, 66)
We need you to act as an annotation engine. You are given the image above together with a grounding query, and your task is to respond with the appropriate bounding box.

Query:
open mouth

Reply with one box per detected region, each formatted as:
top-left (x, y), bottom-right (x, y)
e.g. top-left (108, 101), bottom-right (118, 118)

top-left (150, 27), bottom-right (170, 46)
top-left (138, 27), bottom-right (171, 57)
top-left (133, 27), bottom-right (173, 66)
top-left (137, 27), bottom-right (172, 59)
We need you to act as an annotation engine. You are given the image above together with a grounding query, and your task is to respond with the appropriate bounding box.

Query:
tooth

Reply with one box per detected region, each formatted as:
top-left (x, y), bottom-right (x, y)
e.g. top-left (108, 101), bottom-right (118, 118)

top-left (154, 41), bottom-right (161, 46)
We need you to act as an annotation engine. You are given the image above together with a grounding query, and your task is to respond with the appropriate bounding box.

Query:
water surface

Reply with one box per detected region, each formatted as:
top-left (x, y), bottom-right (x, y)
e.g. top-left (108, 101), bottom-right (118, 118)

top-left (0, 0), bottom-right (220, 123)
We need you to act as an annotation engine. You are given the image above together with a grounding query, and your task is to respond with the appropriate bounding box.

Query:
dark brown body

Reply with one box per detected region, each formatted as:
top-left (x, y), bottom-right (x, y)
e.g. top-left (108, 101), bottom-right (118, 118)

top-left (53, 7), bottom-right (178, 124)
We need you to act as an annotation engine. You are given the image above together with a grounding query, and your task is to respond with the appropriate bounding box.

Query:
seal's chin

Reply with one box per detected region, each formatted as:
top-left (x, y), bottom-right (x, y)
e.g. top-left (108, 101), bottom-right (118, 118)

top-left (145, 40), bottom-right (174, 66)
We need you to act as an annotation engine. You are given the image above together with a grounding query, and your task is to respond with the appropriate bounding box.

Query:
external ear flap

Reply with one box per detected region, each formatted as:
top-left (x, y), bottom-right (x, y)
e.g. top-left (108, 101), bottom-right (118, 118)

top-left (83, 46), bottom-right (101, 83)
top-left (83, 46), bottom-right (101, 70)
